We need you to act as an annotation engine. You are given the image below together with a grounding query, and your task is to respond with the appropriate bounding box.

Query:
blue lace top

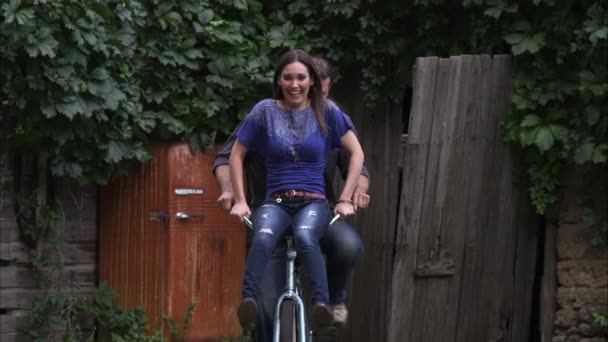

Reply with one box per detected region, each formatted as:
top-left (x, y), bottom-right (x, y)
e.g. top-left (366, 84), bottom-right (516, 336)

top-left (236, 99), bottom-right (352, 197)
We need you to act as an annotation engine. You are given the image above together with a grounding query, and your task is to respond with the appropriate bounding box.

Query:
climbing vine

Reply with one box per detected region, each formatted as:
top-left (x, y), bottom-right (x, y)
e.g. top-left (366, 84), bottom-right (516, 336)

top-left (2, 0), bottom-right (606, 339)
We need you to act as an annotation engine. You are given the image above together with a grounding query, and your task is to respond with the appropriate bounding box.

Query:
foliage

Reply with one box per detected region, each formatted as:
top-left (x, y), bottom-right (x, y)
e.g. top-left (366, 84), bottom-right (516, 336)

top-left (4, 0), bottom-right (605, 221)
top-left (1, 0), bottom-right (284, 184)
top-left (495, 1), bottom-right (607, 217)
top-left (593, 311), bottom-right (608, 328)
top-left (13, 187), bottom-right (193, 341)
top-left (3, 1), bottom-right (606, 339)
top-left (27, 282), bottom-right (199, 341)
top-left (275, 0), bottom-right (607, 219)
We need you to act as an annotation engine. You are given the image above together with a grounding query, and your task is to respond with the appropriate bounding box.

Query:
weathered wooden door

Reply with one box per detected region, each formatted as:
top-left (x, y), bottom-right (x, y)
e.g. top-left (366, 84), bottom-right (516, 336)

top-left (387, 56), bottom-right (540, 342)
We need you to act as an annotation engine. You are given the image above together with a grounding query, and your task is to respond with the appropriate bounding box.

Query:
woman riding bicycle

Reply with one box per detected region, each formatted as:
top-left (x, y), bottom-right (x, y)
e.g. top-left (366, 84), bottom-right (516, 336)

top-left (229, 49), bottom-right (364, 333)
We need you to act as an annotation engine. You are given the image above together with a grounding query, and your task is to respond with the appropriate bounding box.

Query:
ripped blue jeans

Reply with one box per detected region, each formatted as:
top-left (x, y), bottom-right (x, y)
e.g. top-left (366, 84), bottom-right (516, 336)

top-left (241, 196), bottom-right (332, 305)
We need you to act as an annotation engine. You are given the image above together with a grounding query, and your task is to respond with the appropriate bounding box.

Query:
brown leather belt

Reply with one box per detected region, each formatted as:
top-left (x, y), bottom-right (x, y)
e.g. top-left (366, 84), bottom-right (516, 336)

top-left (272, 190), bottom-right (325, 199)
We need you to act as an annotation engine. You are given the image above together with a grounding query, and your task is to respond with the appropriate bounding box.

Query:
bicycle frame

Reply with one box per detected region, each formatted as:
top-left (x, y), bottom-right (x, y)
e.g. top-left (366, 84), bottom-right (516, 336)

top-left (273, 237), bottom-right (307, 342)
top-left (242, 214), bottom-right (340, 342)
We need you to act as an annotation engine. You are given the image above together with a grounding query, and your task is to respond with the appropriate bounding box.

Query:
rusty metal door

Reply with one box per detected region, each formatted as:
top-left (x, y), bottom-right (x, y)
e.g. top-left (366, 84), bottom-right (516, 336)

top-left (99, 142), bottom-right (245, 341)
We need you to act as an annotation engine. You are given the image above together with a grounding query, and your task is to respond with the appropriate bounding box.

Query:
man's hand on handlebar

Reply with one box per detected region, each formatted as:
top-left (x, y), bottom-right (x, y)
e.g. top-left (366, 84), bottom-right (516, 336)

top-left (352, 175), bottom-right (370, 211)
top-left (352, 192), bottom-right (370, 211)
top-left (217, 191), bottom-right (234, 211)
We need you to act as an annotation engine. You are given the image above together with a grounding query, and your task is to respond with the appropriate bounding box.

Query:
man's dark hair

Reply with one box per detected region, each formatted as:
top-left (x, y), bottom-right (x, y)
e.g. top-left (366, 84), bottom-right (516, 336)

top-left (312, 55), bottom-right (331, 80)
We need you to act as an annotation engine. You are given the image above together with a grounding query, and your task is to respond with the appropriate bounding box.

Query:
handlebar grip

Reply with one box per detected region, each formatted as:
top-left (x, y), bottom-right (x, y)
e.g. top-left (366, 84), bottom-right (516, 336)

top-left (329, 214), bottom-right (341, 226)
top-left (242, 216), bottom-right (253, 230)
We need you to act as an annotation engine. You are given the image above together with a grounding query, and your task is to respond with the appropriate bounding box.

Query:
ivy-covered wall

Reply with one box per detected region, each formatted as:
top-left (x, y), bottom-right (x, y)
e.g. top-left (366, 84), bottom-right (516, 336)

top-left (1, 0), bottom-right (606, 340)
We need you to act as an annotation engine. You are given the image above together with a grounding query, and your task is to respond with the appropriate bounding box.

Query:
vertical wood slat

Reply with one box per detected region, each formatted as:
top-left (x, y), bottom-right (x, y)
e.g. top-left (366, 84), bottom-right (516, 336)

top-left (388, 55), bottom-right (539, 342)
top-left (411, 56), bottom-right (459, 342)
top-left (541, 224), bottom-right (557, 342)
top-left (461, 55), bottom-right (503, 341)
top-left (335, 66), bottom-right (402, 342)
top-left (388, 56), bottom-right (439, 342)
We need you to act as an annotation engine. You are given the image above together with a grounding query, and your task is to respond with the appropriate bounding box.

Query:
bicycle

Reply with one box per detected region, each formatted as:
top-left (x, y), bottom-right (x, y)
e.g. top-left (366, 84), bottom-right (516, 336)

top-left (243, 214), bottom-right (340, 342)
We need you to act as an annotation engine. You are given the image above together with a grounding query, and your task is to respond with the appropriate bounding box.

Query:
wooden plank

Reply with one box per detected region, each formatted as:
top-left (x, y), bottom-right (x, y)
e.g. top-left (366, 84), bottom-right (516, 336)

top-left (0, 286), bottom-right (96, 310)
top-left (341, 64), bottom-right (403, 342)
top-left (509, 198), bottom-right (540, 342)
top-left (487, 55), bottom-right (525, 341)
top-left (0, 331), bottom-right (95, 342)
top-left (0, 219), bottom-right (97, 243)
top-left (0, 309), bottom-right (30, 333)
top-left (0, 241), bottom-right (96, 265)
top-left (0, 264), bottom-right (95, 288)
top-left (1, 177), bottom-right (97, 243)
top-left (541, 224), bottom-right (556, 342)
top-left (0, 332), bottom-right (23, 342)
top-left (387, 56), bottom-right (439, 342)
top-left (0, 309), bottom-right (95, 335)
top-left (458, 55), bottom-right (494, 342)
top-left (407, 57), bottom-right (439, 145)
top-left (435, 56), bottom-right (478, 342)
top-left (469, 55), bottom-right (511, 341)
top-left (414, 56), bottom-right (459, 342)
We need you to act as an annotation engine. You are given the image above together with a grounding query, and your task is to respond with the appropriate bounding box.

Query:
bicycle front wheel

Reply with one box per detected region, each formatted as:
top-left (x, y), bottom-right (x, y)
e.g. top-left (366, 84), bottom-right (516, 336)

top-left (279, 299), bottom-right (296, 342)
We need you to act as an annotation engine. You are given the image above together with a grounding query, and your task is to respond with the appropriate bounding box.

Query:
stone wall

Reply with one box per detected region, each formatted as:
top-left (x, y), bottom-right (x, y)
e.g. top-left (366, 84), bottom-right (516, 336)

top-left (554, 168), bottom-right (608, 342)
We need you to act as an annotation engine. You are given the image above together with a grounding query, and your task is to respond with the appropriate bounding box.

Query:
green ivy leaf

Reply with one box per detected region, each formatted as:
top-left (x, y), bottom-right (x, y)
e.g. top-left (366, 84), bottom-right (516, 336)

top-left (105, 141), bottom-right (130, 163)
top-left (25, 28), bottom-right (59, 58)
top-left (511, 33), bottom-right (545, 55)
top-left (182, 48), bottom-right (203, 59)
top-left (521, 114), bottom-right (541, 127)
top-left (586, 107), bottom-right (601, 126)
top-left (574, 142), bottom-right (595, 164)
top-left (197, 9), bottom-right (214, 25)
top-left (15, 7), bottom-right (35, 25)
top-left (548, 124), bottom-right (567, 142)
top-left (56, 96), bottom-right (87, 119)
top-left (593, 144), bottom-right (607, 163)
top-left (534, 126), bottom-right (554, 151)
top-left (504, 33), bottom-right (525, 44)
top-left (91, 67), bottom-right (109, 81)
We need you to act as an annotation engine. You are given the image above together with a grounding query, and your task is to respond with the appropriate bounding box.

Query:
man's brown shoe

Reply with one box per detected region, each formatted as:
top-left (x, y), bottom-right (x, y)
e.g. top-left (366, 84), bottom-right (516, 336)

top-left (310, 303), bottom-right (333, 331)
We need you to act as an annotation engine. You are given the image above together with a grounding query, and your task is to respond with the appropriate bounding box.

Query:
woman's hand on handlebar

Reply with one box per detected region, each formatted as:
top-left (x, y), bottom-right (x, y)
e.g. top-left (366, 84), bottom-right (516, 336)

top-left (230, 201), bottom-right (251, 220)
top-left (334, 202), bottom-right (355, 219)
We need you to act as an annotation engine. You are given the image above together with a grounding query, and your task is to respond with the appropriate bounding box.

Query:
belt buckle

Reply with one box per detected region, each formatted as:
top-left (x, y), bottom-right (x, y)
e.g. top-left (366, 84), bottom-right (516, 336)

top-left (285, 190), bottom-right (296, 198)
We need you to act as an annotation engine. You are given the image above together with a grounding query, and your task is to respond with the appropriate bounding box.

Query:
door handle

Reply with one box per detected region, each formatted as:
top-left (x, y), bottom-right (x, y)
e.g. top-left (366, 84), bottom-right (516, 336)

top-left (175, 212), bottom-right (206, 220)
top-left (149, 211), bottom-right (169, 222)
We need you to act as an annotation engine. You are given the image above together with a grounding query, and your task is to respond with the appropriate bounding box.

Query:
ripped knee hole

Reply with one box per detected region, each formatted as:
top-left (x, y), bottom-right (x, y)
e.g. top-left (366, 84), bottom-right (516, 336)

top-left (259, 227), bottom-right (274, 235)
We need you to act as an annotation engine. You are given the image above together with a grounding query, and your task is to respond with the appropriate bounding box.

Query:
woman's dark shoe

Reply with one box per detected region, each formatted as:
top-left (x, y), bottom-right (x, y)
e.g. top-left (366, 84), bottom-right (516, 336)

top-left (237, 298), bottom-right (258, 331)
top-left (310, 303), bottom-right (333, 331)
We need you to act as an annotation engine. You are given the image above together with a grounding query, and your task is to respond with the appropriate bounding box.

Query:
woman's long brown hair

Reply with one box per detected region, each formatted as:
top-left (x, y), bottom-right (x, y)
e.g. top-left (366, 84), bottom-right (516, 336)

top-left (272, 49), bottom-right (327, 134)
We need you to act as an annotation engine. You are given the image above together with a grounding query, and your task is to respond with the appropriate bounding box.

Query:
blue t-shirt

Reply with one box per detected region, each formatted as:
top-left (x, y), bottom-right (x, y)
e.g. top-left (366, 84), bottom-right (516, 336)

top-left (236, 99), bottom-right (352, 198)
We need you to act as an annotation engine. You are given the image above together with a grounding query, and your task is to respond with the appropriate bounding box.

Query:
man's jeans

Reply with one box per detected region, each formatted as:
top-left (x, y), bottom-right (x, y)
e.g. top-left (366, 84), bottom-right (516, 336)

top-left (253, 219), bottom-right (363, 342)
top-left (242, 197), bottom-right (332, 306)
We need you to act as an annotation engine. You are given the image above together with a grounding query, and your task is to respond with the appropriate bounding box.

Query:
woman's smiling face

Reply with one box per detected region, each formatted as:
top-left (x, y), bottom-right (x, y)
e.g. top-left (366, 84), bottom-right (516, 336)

top-left (277, 61), bottom-right (313, 110)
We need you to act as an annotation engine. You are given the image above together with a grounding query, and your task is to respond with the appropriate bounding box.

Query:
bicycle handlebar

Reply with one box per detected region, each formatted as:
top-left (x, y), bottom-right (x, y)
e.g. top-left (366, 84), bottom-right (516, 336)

top-left (242, 213), bottom-right (341, 231)
top-left (329, 213), bottom-right (341, 226)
